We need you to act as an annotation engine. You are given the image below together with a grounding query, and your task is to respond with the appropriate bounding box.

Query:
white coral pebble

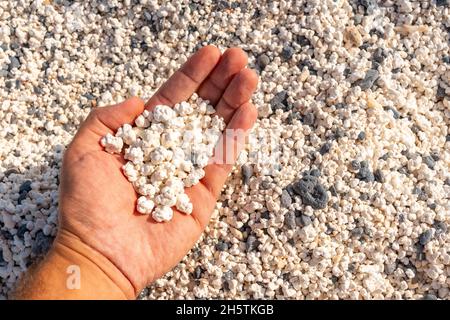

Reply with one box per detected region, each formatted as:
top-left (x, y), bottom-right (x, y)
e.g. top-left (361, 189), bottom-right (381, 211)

top-left (136, 196), bottom-right (154, 214)
top-left (176, 193), bottom-right (193, 214)
top-left (152, 206), bottom-right (173, 222)
top-left (100, 133), bottom-right (123, 154)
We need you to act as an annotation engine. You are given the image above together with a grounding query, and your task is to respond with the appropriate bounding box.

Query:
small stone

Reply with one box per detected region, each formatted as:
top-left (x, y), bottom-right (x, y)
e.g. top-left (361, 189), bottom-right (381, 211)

top-left (246, 235), bottom-right (260, 252)
top-left (270, 90), bottom-right (289, 111)
top-left (193, 266), bottom-right (204, 279)
top-left (19, 180), bottom-right (32, 193)
top-left (419, 229), bottom-right (433, 245)
top-left (241, 164), bottom-right (253, 185)
top-left (384, 106), bottom-right (400, 119)
top-left (319, 141), bottom-right (332, 155)
top-left (350, 160), bottom-right (361, 171)
top-left (374, 169), bottom-right (385, 183)
top-left (358, 0), bottom-right (378, 14)
top-left (372, 48), bottom-right (386, 64)
top-left (422, 155), bottom-right (436, 169)
top-left (8, 56), bottom-right (20, 70)
top-left (303, 113), bottom-right (315, 126)
top-left (357, 131), bottom-right (366, 141)
top-left (260, 211), bottom-right (270, 219)
top-left (355, 69), bottom-right (379, 90)
top-left (257, 54), bottom-right (270, 69)
top-left (292, 175), bottom-right (329, 209)
top-left (351, 227), bottom-right (364, 238)
top-left (284, 212), bottom-right (297, 229)
top-left (260, 180), bottom-right (271, 190)
top-left (281, 46), bottom-right (294, 60)
top-left (436, 0), bottom-right (449, 7)
top-left (433, 221), bottom-right (448, 235)
top-left (280, 189), bottom-right (292, 208)
top-left (295, 35), bottom-right (311, 47)
top-left (297, 214), bottom-right (312, 227)
top-left (31, 231), bottom-right (53, 256)
top-left (216, 240), bottom-right (229, 251)
top-left (0, 249), bottom-right (6, 267)
top-left (356, 161), bottom-right (374, 182)
top-left (16, 224), bottom-right (28, 239)
top-left (309, 169), bottom-right (321, 177)
top-left (422, 294), bottom-right (438, 300)
top-left (442, 55), bottom-right (450, 64)
top-left (298, 59), bottom-right (317, 75)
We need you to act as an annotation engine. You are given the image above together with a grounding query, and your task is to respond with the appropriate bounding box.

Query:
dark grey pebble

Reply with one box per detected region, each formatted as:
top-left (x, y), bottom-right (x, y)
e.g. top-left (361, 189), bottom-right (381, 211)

top-left (270, 90), bottom-right (289, 111)
top-left (280, 190), bottom-right (292, 208)
top-left (359, 0), bottom-right (378, 14)
top-left (372, 48), bottom-right (386, 64)
top-left (431, 152), bottom-right (440, 161)
top-left (8, 56), bottom-right (20, 70)
top-left (260, 180), bottom-right (272, 190)
top-left (422, 155), bottom-right (436, 169)
top-left (5, 81), bottom-right (13, 89)
top-left (292, 175), bottom-right (329, 209)
top-left (355, 69), bottom-right (379, 90)
top-left (319, 142), bottom-right (332, 155)
top-left (31, 231), bottom-right (53, 256)
top-left (445, 177), bottom-right (450, 186)
top-left (442, 55), bottom-right (450, 64)
top-left (428, 203), bottom-right (437, 210)
top-left (351, 227), bottom-right (364, 238)
top-left (0, 249), bottom-right (6, 267)
top-left (260, 211), bottom-right (270, 219)
top-left (302, 112), bottom-right (315, 126)
top-left (281, 46), bottom-right (294, 60)
top-left (384, 106), bottom-right (400, 119)
top-left (433, 221), bottom-right (448, 235)
top-left (356, 162), bottom-right (374, 182)
top-left (286, 112), bottom-right (301, 124)
top-left (334, 127), bottom-right (345, 139)
top-left (33, 86), bottom-right (43, 94)
top-left (19, 180), bottom-right (32, 193)
top-left (284, 212), bottom-right (297, 229)
top-left (16, 224), bottom-right (28, 239)
top-left (295, 35), bottom-right (311, 47)
top-left (257, 54), bottom-right (270, 69)
top-left (357, 131), bottom-right (366, 141)
top-left (246, 235), bottom-right (260, 252)
top-left (215, 240), bottom-right (229, 251)
top-left (4, 168), bottom-right (19, 177)
top-left (241, 164), bottom-right (253, 185)
top-left (309, 169), bottom-right (321, 177)
top-left (446, 134), bottom-right (450, 142)
top-left (334, 103), bottom-right (347, 109)
top-left (350, 160), bottom-right (361, 171)
top-left (359, 193), bottom-right (369, 201)
top-left (419, 229), bottom-right (433, 245)
top-left (379, 153), bottom-right (390, 161)
top-left (436, 86), bottom-right (446, 100)
top-left (298, 59), bottom-right (317, 75)
top-left (193, 266), bottom-right (204, 279)
top-left (1, 230), bottom-right (13, 241)
top-left (296, 214), bottom-right (312, 227)
top-left (329, 185), bottom-right (338, 197)
top-left (436, 0), bottom-right (449, 7)
top-left (374, 169), bottom-right (385, 183)
top-left (422, 294), bottom-right (438, 300)
top-left (384, 263), bottom-right (396, 275)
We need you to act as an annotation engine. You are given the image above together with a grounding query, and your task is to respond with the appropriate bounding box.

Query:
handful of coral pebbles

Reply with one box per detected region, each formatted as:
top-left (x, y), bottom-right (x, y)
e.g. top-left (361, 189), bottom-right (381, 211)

top-left (100, 93), bottom-right (225, 222)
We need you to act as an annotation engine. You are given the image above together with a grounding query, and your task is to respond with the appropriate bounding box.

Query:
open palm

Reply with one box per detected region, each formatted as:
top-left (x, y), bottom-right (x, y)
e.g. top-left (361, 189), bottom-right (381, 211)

top-left (57, 46), bottom-right (258, 296)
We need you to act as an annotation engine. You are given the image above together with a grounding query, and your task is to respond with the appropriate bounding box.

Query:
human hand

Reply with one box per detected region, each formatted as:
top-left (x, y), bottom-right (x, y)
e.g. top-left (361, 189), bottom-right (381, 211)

top-left (53, 45), bottom-right (258, 298)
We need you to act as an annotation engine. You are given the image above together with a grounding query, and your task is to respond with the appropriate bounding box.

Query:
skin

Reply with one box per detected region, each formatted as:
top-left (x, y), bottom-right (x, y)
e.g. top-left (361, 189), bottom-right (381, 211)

top-left (14, 46), bottom-right (258, 298)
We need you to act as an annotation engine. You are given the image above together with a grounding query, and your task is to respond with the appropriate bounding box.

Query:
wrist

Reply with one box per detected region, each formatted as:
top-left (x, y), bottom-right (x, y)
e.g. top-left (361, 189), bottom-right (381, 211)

top-left (14, 229), bottom-right (136, 300)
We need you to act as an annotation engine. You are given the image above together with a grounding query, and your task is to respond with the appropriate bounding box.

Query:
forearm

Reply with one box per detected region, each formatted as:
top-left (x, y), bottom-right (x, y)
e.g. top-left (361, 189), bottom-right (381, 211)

top-left (12, 229), bottom-right (136, 300)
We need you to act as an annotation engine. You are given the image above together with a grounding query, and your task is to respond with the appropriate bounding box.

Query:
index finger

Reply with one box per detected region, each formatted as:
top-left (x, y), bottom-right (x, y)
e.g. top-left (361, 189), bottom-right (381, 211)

top-left (145, 45), bottom-right (221, 110)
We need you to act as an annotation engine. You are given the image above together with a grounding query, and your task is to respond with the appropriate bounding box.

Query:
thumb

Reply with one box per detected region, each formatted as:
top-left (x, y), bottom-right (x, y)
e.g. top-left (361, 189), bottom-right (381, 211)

top-left (92, 96), bottom-right (145, 132)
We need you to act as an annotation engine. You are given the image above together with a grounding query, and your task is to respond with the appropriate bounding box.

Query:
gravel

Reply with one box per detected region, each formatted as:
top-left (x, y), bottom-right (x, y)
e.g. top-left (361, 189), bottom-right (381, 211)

top-left (1, 0), bottom-right (449, 301)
